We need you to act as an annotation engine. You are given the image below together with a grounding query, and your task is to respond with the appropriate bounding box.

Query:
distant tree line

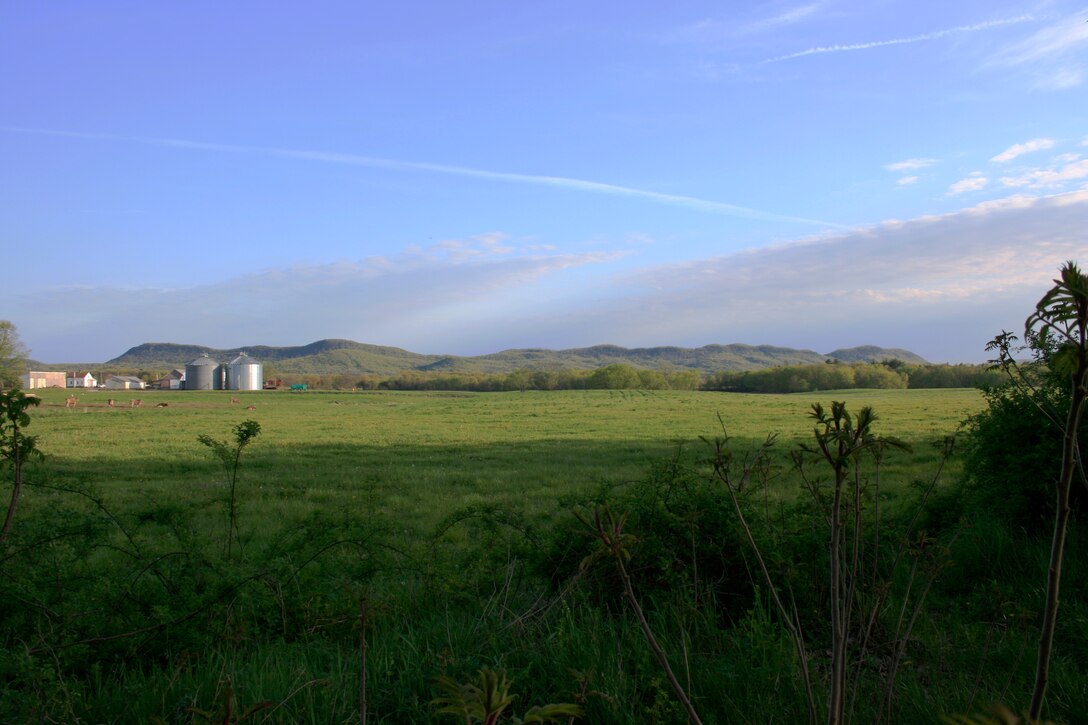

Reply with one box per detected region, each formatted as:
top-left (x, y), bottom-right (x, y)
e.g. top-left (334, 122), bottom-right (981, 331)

top-left (703, 361), bottom-right (1005, 393)
top-left (261, 361), bottom-right (1004, 393)
top-left (355, 364), bottom-right (703, 392)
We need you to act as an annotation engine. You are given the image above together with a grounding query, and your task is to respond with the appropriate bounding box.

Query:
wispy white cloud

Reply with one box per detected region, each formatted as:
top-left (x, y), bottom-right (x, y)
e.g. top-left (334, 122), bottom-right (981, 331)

top-left (763, 15), bottom-right (1034, 63)
top-left (992, 137), bottom-right (1055, 162)
top-left (432, 233), bottom-right (515, 260)
top-left (1036, 67), bottom-right (1085, 90)
top-left (744, 2), bottom-right (825, 33)
top-left (999, 158), bottom-right (1088, 189)
top-left (989, 12), bottom-right (1088, 89)
top-left (896, 176), bottom-right (919, 185)
top-left (885, 158), bottom-right (937, 171)
top-left (1, 127), bottom-right (844, 229)
top-left (668, 3), bottom-right (823, 45)
top-left (993, 13), bottom-right (1088, 66)
top-left (948, 175), bottom-right (989, 195)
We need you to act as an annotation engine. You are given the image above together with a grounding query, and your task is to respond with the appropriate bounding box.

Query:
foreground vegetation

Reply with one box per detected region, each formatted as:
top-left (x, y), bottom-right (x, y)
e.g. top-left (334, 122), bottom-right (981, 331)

top-left (1, 382), bottom-right (1084, 723)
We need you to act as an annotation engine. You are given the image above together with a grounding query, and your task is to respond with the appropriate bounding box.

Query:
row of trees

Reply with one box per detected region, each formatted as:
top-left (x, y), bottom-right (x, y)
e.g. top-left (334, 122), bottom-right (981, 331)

top-left (704, 361), bottom-right (1006, 393)
top-left (361, 365), bottom-right (704, 392)
top-left (345, 362), bottom-right (1001, 393)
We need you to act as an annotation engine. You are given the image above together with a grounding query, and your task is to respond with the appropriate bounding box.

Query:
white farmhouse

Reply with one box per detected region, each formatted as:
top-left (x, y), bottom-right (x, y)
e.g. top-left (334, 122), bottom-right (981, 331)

top-left (67, 371), bottom-right (97, 388)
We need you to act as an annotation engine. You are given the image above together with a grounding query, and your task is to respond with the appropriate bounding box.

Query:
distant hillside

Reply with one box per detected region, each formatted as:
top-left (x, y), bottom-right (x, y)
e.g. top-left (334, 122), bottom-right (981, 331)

top-left (825, 345), bottom-right (927, 364)
top-left (106, 340), bottom-right (434, 375)
top-left (106, 340), bottom-right (927, 376)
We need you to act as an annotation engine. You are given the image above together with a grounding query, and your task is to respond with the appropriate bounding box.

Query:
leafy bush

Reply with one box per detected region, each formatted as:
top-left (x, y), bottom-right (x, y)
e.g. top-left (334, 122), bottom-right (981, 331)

top-left (539, 453), bottom-right (755, 616)
top-left (961, 344), bottom-right (1086, 529)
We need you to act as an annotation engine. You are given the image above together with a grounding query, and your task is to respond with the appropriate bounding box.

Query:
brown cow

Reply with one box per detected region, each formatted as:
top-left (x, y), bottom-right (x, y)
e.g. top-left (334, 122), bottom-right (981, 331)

top-left (65, 395), bottom-right (77, 408)
top-left (130, 399), bottom-right (142, 408)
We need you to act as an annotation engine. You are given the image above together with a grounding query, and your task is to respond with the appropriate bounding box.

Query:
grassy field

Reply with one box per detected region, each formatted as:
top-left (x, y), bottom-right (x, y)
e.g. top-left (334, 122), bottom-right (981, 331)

top-left (28, 387), bottom-right (983, 535)
top-left (16, 385), bottom-right (1086, 724)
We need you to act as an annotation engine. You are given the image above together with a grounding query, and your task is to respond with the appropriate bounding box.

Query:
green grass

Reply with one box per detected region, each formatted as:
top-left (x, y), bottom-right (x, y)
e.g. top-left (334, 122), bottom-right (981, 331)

top-left (29, 387), bottom-right (982, 527)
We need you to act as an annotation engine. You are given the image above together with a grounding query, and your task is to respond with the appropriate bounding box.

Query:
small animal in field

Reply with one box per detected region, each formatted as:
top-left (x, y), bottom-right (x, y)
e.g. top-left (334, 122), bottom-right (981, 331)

top-left (245, 405), bottom-right (256, 411)
top-left (65, 395), bottom-right (77, 408)
top-left (155, 402), bottom-right (168, 408)
top-left (230, 397), bottom-right (240, 404)
top-left (131, 399), bottom-right (142, 408)
top-left (107, 399), bottom-right (115, 407)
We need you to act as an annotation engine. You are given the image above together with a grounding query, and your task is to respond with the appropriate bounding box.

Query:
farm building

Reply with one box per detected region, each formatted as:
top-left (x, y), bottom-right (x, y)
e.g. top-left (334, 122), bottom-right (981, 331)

top-left (152, 369), bottom-right (186, 390)
top-left (226, 353), bottom-right (263, 391)
top-left (67, 371), bottom-right (97, 388)
top-left (184, 354), bottom-right (223, 390)
top-left (183, 352), bottom-right (263, 391)
top-left (21, 371), bottom-right (67, 389)
top-left (104, 375), bottom-right (146, 390)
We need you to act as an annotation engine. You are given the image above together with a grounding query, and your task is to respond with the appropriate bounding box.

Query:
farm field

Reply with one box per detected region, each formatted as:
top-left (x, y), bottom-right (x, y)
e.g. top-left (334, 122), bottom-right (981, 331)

top-left (29, 387), bottom-right (983, 535)
top-left (11, 385), bottom-right (1087, 723)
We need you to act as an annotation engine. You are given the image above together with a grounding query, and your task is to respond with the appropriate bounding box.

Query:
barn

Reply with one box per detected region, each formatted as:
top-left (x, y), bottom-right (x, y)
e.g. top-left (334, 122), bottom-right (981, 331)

top-left (21, 371), bottom-right (67, 389)
top-left (152, 369), bottom-right (186, 390)
top-left (104, 376), bottom-right (146, 390)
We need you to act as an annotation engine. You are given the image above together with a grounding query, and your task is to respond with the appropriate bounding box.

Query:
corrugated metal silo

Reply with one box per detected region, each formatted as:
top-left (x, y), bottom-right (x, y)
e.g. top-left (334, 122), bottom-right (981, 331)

top-left (227, 352), bottom-right (263, 391)
top-left (185, 353), bottom-right (219, 391)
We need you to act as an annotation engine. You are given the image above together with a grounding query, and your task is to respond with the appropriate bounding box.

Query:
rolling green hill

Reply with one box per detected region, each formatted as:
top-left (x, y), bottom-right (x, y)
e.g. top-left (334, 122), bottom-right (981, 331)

top-left (825, 345), bottom-right (926, 364)
top-left (104, 340), bottom-right (927, 375)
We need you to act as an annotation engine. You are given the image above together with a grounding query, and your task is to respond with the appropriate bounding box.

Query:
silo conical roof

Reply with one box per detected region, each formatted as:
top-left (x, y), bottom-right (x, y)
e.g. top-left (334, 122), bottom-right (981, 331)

top-left (188, 353), bottom-right (219, 366)
top-left (229, 352), bottom-right (258, 366)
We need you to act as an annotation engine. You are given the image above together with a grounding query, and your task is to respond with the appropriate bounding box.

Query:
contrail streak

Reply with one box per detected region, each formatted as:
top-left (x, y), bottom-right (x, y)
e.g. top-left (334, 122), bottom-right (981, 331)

top-left (2, 126), bottom-right (846, 229)
top-left (763, 15), bottom-right (1034, 63)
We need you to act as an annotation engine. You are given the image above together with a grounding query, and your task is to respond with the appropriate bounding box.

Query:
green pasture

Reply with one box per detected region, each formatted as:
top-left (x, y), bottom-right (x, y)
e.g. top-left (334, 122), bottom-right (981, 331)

top-left (27, 387), bottom-right (983, 535)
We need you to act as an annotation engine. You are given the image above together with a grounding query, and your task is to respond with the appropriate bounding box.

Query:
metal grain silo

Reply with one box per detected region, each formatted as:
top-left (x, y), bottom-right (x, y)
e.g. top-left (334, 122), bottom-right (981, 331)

top-left (185, 353), bottom-right (220, 391)
top-left (227, 352), bottom-right (263, 391)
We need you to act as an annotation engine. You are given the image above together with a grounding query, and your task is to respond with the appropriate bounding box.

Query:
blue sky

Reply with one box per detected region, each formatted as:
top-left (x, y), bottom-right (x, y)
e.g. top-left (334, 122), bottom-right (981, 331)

top-left (2, 1), bottom-right (1086, 364)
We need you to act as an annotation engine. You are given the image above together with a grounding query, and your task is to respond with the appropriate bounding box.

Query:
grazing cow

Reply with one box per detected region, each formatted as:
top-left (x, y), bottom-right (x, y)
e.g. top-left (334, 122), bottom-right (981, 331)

top-left (245, 405), bottom-right (256, 411)
top-left (65, 395), bottom-right (78, 408)
top-left (131, 399), bottom-right (142, 408)
top-left (230, 396), bottom-right (240, 404)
